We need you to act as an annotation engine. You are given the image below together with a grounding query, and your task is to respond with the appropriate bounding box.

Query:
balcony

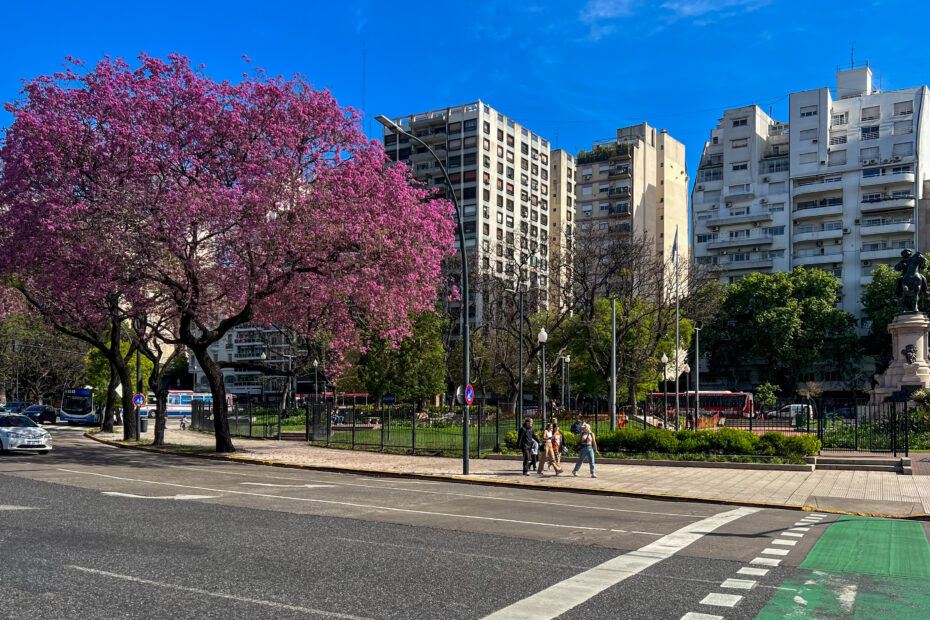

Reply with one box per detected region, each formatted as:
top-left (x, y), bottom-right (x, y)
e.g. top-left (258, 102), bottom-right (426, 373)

top-left (721, 257), bottom-right (774, 270)
top-left (706, 211), bottom-right (773, 227)
top-left (609, 166), bottom-right (632, 179)
top-left (608, 186), bottom-right (631, 197)
top-left (860, 218), bottom-right (915, 237)
top-left (861, 246), bottom-right (911, 261)
top-left (724, 187), bottom-right (755, 202)
top-left (793, 247), bottom-right (843, 265)
top-left (860, 196), bottom-right (916, 212)
top-left (707, 234), bottom-right (775, 250)
top-left (861, 171), bottom-right (915, 186)
top-left (793, 202), bottom-right (844, 219)
top-left (793, 177), bottom-right (844, 196)
top-left (793, 228), bottom-right (844, 244)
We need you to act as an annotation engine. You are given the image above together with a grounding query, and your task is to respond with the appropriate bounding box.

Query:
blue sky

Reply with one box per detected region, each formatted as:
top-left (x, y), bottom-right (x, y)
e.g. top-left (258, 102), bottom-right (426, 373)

top-left (3, 0), bottom-right (930, 185)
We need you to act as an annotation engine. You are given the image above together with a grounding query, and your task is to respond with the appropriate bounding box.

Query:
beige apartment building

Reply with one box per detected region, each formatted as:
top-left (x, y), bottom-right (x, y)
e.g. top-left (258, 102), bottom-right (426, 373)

top-left (548, 148), bottom-right (576, 307)
top-left (575, 123), bottom-right (689, 283)
top-left (381, 101), bottom-right (561, 315)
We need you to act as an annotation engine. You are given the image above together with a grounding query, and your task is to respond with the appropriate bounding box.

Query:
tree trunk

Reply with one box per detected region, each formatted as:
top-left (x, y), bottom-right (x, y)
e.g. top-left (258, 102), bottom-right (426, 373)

top-left (114, 356), bottom-right (137, 441)
top-left (192, 345), bottom-right (234, 452)
top-left (153, 387), bottom-right (168, 447)
top-left (102, 364), bottom-right (117, 433)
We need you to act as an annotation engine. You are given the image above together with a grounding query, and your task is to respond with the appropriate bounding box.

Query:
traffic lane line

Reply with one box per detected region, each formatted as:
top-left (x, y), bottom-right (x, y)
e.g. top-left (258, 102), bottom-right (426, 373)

top-left (481, 507), bottom-right (759, 620)
top-left (162, 463), bottom-right (720, 519)
top-left (55, 468), bottom-right (691, 536)
top-left (66, 565), bottom-right (371, 619)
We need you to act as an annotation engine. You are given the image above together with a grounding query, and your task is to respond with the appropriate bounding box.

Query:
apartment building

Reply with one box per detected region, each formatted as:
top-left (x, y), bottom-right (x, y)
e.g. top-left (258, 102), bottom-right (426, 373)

top-left (381, 101), bottom-right (554, 313)
top-left (548, 148), bottom-right (575, 306)
top-left (575, 123), bottom-right (689, 275)
top-left (188, 325), bottom-right (296, 400)
top-left (692, 106), bottom-right (792, 279)
top-left (693, 67), bottom-right (930, 326)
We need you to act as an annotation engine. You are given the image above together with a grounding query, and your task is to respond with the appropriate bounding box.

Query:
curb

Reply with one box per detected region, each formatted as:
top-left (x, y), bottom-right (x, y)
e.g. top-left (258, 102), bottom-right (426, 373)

top-left (83, 431), bottom-right (930, 521)
top-left (485, 454), bottom-right (813, 471)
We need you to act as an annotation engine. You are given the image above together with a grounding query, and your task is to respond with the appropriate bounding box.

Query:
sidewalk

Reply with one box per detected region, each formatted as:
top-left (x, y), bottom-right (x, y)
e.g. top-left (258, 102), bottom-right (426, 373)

top-left (91, 428), bottom-right (930, 518)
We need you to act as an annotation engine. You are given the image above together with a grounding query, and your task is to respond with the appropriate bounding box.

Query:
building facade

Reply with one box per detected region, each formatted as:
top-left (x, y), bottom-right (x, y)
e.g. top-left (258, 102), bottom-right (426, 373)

top-left (548, 148), bottom-right (576, 307)
top-left (381, 101), bottom-right (555, 313)
top-left (693, 67), bottom-right (930, 327)
top-left (576, 123), bottom-right (689, 275)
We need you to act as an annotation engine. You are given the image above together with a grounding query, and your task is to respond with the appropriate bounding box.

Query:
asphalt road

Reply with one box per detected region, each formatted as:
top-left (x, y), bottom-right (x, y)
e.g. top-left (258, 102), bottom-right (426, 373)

top-left (0, 426), bottom-right (922, 619)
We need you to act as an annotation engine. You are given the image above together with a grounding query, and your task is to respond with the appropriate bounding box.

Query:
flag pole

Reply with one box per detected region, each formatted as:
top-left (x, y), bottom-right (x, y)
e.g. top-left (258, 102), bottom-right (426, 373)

top-left (674, 225), bottom-right (680, 430)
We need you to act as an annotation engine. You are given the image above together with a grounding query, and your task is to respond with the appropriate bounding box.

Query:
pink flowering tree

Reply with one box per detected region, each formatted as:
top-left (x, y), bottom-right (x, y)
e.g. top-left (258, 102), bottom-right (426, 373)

top-left (1, 55), bottom-right (455, 452)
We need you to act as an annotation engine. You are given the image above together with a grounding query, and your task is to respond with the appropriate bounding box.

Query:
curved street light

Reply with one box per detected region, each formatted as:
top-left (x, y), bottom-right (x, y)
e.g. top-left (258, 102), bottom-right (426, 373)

top-left (376, 115), bottom-right (472, 475)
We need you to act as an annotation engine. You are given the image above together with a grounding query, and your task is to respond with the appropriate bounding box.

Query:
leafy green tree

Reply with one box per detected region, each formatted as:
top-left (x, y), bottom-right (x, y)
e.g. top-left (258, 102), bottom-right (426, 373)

top-left (754, 382), bottom-right (779, 415)
top-left (356, 311), bottom-right (446, 409)
top-left (703, 267), bottom-right (857, 391)
top-left (85, 338), bottom-right (153, 403)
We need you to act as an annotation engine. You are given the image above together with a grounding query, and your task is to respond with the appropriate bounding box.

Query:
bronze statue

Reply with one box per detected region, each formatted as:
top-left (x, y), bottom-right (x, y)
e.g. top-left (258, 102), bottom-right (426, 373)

top-left (894, 249), bottom-right (928, 313)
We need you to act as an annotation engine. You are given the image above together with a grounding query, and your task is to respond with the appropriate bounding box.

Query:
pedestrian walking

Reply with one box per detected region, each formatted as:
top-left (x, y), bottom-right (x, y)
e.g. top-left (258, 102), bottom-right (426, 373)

top-left (530, 431), bottom-right (540, 471)
top-left (572, 423), bottom-right (600, 478)
top-left (537, 423), bottom-right (563, 475)
top-left (551, 423), bottom-right (565, 470)
top-left (516, 419), bottom-right (537, 476)
top-left (570, 417), bottom-right (583, 435)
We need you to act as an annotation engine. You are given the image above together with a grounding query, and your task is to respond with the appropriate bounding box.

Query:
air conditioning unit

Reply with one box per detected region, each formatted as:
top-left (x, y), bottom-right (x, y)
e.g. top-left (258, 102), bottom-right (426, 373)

top-left (843, 228), bottom-right (850, 234)
top-left (862, 260), bottom-right (871, 267)
top-left (816, 240), bottom-right (824, 247)
top-left (761, 198), bottom-right (768, 204)
top-left (893, 155), bottom-right (902, 162)
top-left (812, 139), bottom-right (818, 144)
top-left (711, 204), bottom-right (719, 210)
top-left (763, 176), bottom-right (771, 182)
top-left (882, 158), bottom-right (891, 164)
top-left (726, 202), bottom-right (733, 207)
top-left (821, 160), bottom-right (827, 165)
top-left (834, 239), bottom-right (842, 244)
top-left (869, 159), bottom-right (878, 164)
top-left (711, 226), bottom-right (720, 232)
top-left (753, 222), bottom-right (760, 227)
top-left (752, 247), bottom-right (759, 252)
top-left (697, 185), bottom-right (705, 190)
top-left (833, 263), bottom-right (841, 269)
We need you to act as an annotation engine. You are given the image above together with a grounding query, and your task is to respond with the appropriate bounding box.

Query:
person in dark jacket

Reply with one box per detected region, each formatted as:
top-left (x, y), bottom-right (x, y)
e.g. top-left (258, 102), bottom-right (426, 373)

top-left (570, 418), bottom-right (583, 435)
top-left (516, 418), bottom-right (538, 476)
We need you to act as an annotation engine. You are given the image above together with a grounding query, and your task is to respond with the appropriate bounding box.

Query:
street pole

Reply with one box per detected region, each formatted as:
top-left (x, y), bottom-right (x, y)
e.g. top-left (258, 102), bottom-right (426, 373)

top-left (538, 328), bottom-right (548, 429)
top-left (609, 297), bottom-right (617, 430)
top-left (566, 356), bottom-right (571, 414)
top-left (135, 330), bottom-right (142, 442)
top-left (518, 290), bottom-right (524, 432)
top-left (313, 360), bottom-right (318, 405)
top-left (661, 352), bottom-right (669, 430)
top-left (376, 115), bottom-right (471, 475)
top-left (694, 324), bottom-right (702, 429)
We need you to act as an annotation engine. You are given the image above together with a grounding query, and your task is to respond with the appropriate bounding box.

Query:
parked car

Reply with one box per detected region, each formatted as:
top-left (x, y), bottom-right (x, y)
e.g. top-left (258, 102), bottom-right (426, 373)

top-left (0, 414), bottom-right (53, 454)
top-left (774, 404), bottom-right (814, 419)
top-left (1, 402), bottom-right (30, 414)
top-left (22, 405), bottom-right (58, 425)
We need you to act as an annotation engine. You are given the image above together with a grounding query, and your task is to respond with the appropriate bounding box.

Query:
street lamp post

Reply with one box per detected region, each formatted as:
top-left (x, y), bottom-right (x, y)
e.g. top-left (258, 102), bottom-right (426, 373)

top-left (313, 359), bottom-right (319, 405)
top-left (661, 353), bottom-right (669, 429)
top-left (376, 115), bottom-right (471, 475)
top-left (538, 328), bottom-right (548, 428)
top-left (683, 362), bottom-right (691, 430)
top-left (566, 355), bottom-right (571, 413)
top-left (694, 323), bottom-right (702, 429)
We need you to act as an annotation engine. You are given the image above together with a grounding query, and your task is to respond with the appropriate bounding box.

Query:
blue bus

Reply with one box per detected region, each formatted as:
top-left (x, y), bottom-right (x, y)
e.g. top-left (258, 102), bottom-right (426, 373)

top-left (60, 388), bottom-right (96, 425)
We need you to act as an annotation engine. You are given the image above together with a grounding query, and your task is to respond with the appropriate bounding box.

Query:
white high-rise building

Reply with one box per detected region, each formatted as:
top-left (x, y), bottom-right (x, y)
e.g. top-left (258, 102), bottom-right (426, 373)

top-left (693, 66), bottom-right (930, 327)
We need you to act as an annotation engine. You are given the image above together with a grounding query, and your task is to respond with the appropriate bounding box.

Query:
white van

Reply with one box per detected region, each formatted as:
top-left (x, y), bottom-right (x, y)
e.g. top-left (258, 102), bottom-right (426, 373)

top-left (775, 404), bottom-right (813, 419)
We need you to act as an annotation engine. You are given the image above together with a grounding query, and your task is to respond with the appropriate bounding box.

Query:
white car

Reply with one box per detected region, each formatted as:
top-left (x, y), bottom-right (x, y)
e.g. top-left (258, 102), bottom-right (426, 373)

top-left (0, 415), bottom-right (53, 454)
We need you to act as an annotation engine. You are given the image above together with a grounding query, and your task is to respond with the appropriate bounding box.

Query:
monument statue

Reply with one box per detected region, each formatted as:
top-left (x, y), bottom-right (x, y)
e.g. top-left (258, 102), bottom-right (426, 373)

top-left (894, 249), bottom-right (928, 313)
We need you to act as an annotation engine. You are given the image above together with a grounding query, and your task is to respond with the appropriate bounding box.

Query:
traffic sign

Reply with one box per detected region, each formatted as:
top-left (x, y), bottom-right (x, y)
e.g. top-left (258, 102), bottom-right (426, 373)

top-left (133, 393), bottom-right (146, 407)
top-left (464, 384), bottom-right (475, 406)
top-left (382, 393), bottom-right (396, 405)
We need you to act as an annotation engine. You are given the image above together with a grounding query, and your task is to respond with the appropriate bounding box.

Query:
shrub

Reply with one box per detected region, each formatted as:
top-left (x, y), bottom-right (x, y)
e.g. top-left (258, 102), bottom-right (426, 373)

top-left (710, 427), bottom-right (758, 455)
top-left (785, 434), bottom-right (821, 456)
top-left (757, 432), bottom-right (788, 456)
top-left (639, 428), bottom-right (679, 453)
top-left (504, 430), bottom-right (519, 450)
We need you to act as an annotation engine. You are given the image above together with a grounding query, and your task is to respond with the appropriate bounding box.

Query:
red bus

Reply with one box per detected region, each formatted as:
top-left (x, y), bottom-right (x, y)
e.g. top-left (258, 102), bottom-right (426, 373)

top-left (647, 391), bottom-right (754, 419)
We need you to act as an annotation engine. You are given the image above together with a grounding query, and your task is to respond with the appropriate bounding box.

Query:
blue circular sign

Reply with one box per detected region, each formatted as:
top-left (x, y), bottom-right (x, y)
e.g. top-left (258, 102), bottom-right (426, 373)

top-left (464, 384), bottom-right (475, 405)
top-left (133, 393), bottom-right (146, 407)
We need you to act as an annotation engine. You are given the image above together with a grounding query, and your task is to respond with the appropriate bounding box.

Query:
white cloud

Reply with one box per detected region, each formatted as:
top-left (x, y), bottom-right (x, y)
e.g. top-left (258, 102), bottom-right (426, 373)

top-left (580, 0), bottom-right (638, 24)
top-left (660, 0), bottom-right (771, 19)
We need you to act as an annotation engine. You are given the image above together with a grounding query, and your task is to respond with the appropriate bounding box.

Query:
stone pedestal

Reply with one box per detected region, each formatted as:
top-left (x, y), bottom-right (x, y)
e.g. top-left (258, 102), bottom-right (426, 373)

top-left (871, 312), bottom-right (930, 403)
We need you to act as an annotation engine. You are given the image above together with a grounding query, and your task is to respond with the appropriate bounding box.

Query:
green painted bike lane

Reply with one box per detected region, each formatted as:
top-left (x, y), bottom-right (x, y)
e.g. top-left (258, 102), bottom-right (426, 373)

top-left (756, 516), bottom-right (930, 618)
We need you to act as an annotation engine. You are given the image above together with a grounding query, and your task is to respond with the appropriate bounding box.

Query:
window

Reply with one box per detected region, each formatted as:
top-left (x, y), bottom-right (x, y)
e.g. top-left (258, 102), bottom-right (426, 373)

top-left (496, 212), bottom-right (503, 224)
top-left (895, 101), bottom-right (914, 116)
top-left (482, 222), bottom-right (490, 236)
top-left (800, 105), bottom-right (818, 117)
top-left (483, 121), bottom-right (490, 134)
top-left (799, 152), bottom-right (817, 164)
top-left (599, 201), bottom-right (609, 212)
top-left (828, 150), bottom-right (846, 166)
top-left (696, 212), bottom-right (712, 221)
top-left (768, 203), bottom-right (785, 213)
top-left (696, 233), bottom-right (718, 243)
top-left (729, 229), bottom-right (750, 239)
top-left (521, 143), bottom-right (529, 155)
top-left (831, 112), bottom-right (848, 126)
top-left (730, 138), bottom-right (748, 148)
top-left (861, 125), bottom-right (879, 140)
top-left (829, 133), bottom-right (847, 145)
top-left (505, 215), bottom-right (514, 228)
top-left (732, 117), bottom-right (748, 127)
top-left (800, 128), bottom-right (818, 141)
top-left (893, 142), bottom-right (914, 157)
top-left (728, 183), bottom-right (750, 194)
top-left (582, 185), bottom-right (593, 196)
top-left (506, 135), bottom-right (514, 147)
top-left (862, 168), bottom-right (881, 178)
top-left (862, 192), bottom-right (882, 202)
top-left (763, 226), bottom-right (785, 236)
top-left (768, 181), bottom-right (786, 192)
top-left (582, 203), bottom-right (593, 215)
top-left (768, 250), bottom-right (785, 258)
top-left (892, 165), bottom-right (913, 174)
top-left (732, 161), bottom-right (748, 171)
top-left (824, 220), bottom-right (843, 231)
top-left (894, 120), bottom-right (913, 135)
top-left (861, 106), bottom-right (880, 121)
top-left (599, 164), bottom-right (609, 175)
top-left (463, 119), bottom-right (477, 132)
top-left (860, 146), bottom-right (879, 161)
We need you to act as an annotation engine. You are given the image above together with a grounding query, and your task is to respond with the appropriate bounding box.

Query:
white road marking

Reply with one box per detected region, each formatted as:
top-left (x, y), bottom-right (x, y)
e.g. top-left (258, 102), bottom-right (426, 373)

top-left (102, 492), bottom-right (221, 500)
top-left (700, 593), bottom-right (742, 607)
top-left (808, 513), bottom-right (826, 517)
top-left (56, 468), bottom-right (664, 534)
top-left (750, 557), bottom-right (781, 567)
top-left (481, 507), bottom-right (759, 620)
top-left (794, 595), bottom-right (808, 606)
top-left (737, 567), bottom-right (769, 577)
top-left (239, 483), bottom-right (335, 489)
top-left (762, 548), bottom-right (790, 556)
top-left (65, 565), bottom-right (369, 618)
top-left (772, 539), bottom-right (797, 546)
top-left (165, 464), bottom-right (710, 519)
top-left (838, 584), bottom-right (857, 613)
top-left (0, 505), bottom-right (38, 510)
top-left (782, 532), bottom-right (805, 537)
top-left (789, 527), bottom-right (811, 533)
top-left (721, 578), bottom-right (756, 590)
top-left (681, 613), bottom-right (723, 620)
